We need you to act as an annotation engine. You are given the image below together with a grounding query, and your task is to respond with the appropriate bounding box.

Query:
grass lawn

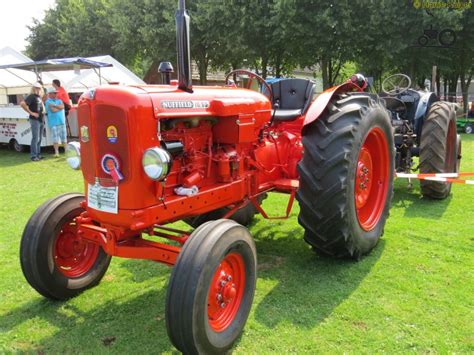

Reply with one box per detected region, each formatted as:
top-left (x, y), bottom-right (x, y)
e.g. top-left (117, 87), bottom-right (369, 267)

top-left (1, 135), bottom-right (473, 353)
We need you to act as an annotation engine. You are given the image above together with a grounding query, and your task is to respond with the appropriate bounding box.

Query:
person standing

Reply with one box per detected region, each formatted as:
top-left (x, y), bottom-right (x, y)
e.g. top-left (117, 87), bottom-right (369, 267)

top-left (20, 82), bottom-right (44, 161)
top-left (45, 87), bottom-right (67, 157)
top-left (52, 79), bottom-right (72, 136)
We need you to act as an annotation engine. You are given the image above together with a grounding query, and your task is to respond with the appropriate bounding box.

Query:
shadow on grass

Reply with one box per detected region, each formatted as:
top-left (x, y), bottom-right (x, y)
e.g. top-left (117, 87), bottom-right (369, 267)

top-left (0, 147), bottom-right (32, 167)
top-left (393, 184), bottom-right (452, 219)
top-left (0, 146), bottom-right (60, 168)
top-left (250, 219), bottom-right (385, 329)
top-left (0, 287), bottom-right (174, 353)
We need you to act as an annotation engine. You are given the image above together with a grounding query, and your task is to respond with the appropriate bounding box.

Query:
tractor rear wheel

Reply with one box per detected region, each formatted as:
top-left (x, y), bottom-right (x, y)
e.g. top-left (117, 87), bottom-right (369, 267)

top-left (184, 194), bottom-right (266, 228)
top-left (166, 219), bottom-right (257, 354)
top-left (297, 94), bottom-right (394, 259)
top-left (419, 102), bottom-right (457, 199)
top-left (20, 193), bottom-right (111, 300)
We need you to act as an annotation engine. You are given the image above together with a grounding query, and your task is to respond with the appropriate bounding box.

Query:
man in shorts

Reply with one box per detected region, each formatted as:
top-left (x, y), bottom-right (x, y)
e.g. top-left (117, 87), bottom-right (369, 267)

top-left (45, 87), bottom-right (67, 157)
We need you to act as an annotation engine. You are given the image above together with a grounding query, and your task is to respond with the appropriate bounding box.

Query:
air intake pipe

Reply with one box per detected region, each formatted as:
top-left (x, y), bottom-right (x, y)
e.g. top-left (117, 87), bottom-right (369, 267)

top-left (176, 0), bottom-right (192, 92)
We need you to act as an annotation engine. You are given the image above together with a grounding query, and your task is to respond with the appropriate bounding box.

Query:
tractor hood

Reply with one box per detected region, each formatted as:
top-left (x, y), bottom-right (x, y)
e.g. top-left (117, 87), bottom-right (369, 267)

top-left (139, 85), bottom-right (271, 118)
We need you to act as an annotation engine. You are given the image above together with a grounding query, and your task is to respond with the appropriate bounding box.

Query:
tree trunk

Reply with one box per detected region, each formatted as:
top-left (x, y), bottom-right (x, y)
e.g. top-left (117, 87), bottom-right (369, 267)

top-left (261, 57), bottom-right (268, 79)
top-left (275, 55), bottom-right (282, 78)
top-left (321, 58), bottom-right (329, 89)
top-left (460, 71), bottom-right (473, 115)
top-left (447, 74), bottom-right (459, 102)
top-left (443, 76), bottom-right (447, 100)
top-left (195, 54), bottom-right (208, 86)
top-left (435, 69), bottom-right (441, 98)
top-left (143, 60), bottom-right (161, 84)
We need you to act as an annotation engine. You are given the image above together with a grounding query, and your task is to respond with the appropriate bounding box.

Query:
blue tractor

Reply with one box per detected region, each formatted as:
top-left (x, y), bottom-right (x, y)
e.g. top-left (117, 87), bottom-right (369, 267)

top-left (380, 73), bottom-right (461, 199)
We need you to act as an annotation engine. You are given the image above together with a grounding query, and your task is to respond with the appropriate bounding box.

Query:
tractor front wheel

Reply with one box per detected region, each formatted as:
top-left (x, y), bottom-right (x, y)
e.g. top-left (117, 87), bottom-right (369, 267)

top-left (20, 193), bottom-right (111, 300)
top-left (419, 102), bottom-right (457, 199)
top-left (166, 219), bottom-right (257, 354)
top-left (297, 93), bottom-right (394, 258)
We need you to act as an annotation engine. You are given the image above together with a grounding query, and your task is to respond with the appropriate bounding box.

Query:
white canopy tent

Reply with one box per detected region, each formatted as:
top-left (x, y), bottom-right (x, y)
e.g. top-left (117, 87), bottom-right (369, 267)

top-left (0, 47), bottom-right (145, 104)
top-left (0, 47), bottom-right (145, 149)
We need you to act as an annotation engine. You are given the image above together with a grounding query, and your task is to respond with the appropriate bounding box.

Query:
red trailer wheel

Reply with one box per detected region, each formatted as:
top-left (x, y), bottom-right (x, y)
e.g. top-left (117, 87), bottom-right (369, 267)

top-left (20, 193), bottom-right (111, 300)
top-left (166, 219), bottom-right (257, 354)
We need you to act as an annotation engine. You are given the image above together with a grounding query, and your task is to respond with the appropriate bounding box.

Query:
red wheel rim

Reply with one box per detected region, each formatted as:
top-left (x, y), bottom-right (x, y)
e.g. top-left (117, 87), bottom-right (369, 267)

top-left (208, 252), bottom-right (245, 332)
top-left (54, 219), bottom-right (99, 278)
top-left (355, 127), bottom-right (390, 231)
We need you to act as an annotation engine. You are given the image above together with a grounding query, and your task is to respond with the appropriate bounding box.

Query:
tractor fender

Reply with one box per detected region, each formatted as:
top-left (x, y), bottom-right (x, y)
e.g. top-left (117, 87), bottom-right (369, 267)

top-left (303, 81), bottom-right (363, 127)
top-left (414, 92), bottom-right (437, 122)
top-left (414, 91), bottom-right (438, 138)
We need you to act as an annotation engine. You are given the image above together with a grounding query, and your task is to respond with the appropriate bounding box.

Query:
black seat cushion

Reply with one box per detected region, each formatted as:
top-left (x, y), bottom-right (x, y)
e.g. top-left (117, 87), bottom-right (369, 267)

top-left (271, 109), bottom-right (302, 121)
top-left (270, 78), bottom-right (315, 121)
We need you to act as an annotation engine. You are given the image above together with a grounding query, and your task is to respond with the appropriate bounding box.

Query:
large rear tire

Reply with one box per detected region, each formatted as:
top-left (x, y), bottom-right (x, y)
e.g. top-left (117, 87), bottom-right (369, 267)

top-left (20, 193), bottom-right (111, 300)
top-left (166, 219), bottom-right (257, 354)
top-left (297, 93), bottom-right (394, 259)
top-left (419, 102), bottom-right (457, 199)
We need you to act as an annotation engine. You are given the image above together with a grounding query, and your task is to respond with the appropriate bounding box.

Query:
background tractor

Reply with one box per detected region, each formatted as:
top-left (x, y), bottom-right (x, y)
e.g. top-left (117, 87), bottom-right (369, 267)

top-left (20, 1), bottom-right (395, 353)
top-left (380, 73), bottom-right (461, 199)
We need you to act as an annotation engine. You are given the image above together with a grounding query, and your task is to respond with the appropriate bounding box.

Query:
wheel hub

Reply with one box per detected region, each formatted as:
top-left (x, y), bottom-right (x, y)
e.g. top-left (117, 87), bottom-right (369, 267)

top-left (54, 220), bottom-right (99, 278)
top-left (208, 253), bottom-right (245, 332)
top-left (355, 147), bottom-right (374, 209)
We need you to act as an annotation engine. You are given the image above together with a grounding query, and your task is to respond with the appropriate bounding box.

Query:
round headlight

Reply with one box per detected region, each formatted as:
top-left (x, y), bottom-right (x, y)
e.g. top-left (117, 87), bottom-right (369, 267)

top-left (66, 142), bottom-right (81, 170)
top-left (142, 147), bottom-right (172, 181)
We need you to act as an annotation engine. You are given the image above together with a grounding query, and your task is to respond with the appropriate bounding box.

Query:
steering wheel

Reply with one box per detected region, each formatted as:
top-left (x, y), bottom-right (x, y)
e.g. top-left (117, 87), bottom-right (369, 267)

top-left (225, 69), bottom-right (272, 101)
top-left (382, 74), bottom-right (412, 96)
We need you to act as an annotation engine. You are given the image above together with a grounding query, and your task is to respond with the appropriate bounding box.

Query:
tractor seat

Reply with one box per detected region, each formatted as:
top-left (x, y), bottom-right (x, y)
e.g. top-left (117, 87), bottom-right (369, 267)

top-left (270, 78), bottom-right (315, 121)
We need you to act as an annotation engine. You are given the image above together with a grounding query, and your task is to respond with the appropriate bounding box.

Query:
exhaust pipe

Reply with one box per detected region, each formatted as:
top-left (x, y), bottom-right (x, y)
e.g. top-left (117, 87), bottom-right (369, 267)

top-left (176, 0), bottom-right (192, 92)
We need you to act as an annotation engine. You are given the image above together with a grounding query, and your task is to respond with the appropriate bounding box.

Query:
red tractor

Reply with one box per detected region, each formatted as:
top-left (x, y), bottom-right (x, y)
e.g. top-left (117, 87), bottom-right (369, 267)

top-left (20, 1), bottom-right (394, 353)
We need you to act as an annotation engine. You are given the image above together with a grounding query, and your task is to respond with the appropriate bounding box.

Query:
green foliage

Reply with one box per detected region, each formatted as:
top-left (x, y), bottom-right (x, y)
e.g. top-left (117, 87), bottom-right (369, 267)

top-left (25, 0), bottom-right (472, 100)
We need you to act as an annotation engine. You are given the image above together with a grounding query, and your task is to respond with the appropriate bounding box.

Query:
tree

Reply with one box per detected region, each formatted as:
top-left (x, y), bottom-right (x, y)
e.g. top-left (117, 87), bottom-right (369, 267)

top-left (108, 0), bottom-right (176, 82)
top-left (27, 0), bottom-right (116, 60)
top-left (292, 0), bottom-right (357, 88)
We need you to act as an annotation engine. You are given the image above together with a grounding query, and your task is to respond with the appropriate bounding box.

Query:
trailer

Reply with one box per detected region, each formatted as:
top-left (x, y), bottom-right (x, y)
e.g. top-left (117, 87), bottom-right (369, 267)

top-left (0, 106), bottom-right (54, 152)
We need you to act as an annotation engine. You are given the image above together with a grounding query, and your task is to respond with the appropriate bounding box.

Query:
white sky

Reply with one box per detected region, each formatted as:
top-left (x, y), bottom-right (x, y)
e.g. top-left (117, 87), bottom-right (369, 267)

top-left (0, 0), bottom-right (56, 53)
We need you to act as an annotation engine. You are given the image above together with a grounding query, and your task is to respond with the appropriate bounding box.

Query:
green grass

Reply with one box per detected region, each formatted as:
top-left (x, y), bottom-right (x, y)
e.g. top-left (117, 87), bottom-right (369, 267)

top-left (1, 136), bottom-right (473, 353)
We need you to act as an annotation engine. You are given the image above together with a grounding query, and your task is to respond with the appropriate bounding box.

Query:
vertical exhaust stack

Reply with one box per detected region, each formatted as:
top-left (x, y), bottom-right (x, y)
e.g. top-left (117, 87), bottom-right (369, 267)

top-left (176, 0), bottom-right (193, 92)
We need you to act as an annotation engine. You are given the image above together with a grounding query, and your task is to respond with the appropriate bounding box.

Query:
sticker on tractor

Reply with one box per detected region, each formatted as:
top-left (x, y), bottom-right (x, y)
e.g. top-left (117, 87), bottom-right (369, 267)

top-left (80, 125), bottom-right (89, 142)
top-left (87, 183), bottom-right (118, 214)
top-left (106, 125), bottom-right (118, 143)
top-left (161, 100), bottom-right (210, 109)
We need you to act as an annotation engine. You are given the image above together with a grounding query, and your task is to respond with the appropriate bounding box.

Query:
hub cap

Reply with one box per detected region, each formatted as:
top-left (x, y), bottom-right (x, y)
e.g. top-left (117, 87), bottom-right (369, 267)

top-left (208, 252), bottom-right (245, 332)
top-left (54, 219), bottom-right (99, 278)
top-left (355, 127), bottom-right (389, 231)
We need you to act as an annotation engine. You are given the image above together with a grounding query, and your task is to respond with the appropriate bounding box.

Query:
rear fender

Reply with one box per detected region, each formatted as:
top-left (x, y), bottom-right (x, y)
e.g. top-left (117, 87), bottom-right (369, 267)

top-left (303, 81), bottom-right (364, 127)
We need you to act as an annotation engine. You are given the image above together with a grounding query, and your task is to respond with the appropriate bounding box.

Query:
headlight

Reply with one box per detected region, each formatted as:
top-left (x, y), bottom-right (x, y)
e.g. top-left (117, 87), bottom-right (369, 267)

top-left (142, 147), bottom-right (172, 181)
top-left (66, 142), bottom-right (81, 170)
